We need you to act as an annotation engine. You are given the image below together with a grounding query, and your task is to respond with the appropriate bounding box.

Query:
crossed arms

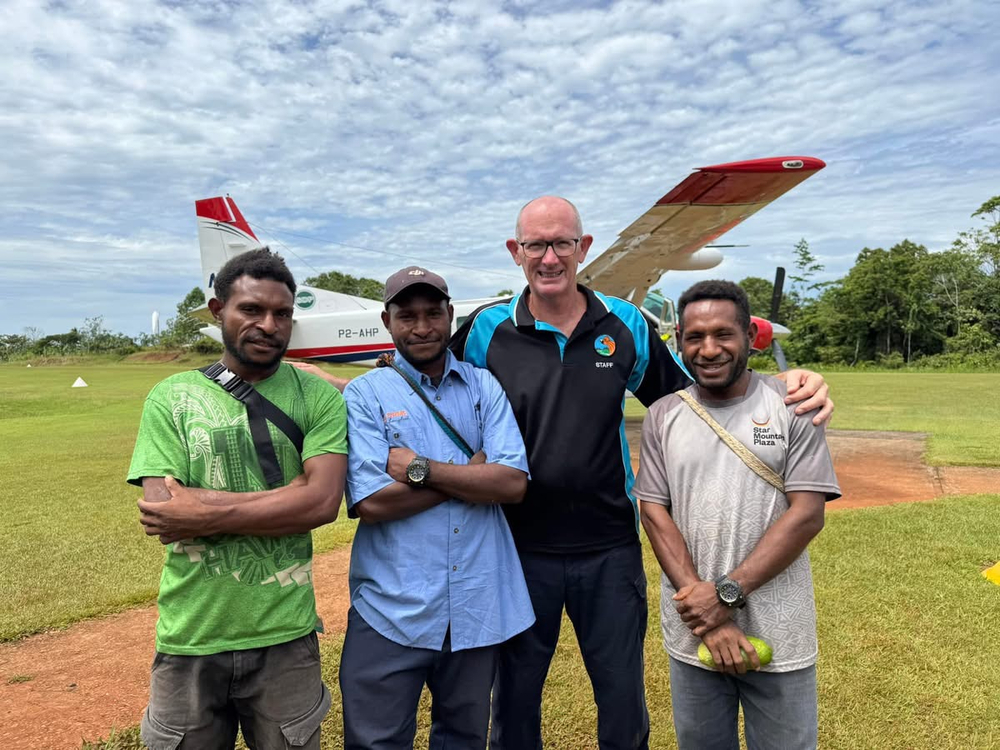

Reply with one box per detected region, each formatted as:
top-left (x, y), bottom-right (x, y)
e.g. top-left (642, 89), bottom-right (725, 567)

top-left (138, 452), bottom-right (347, 543)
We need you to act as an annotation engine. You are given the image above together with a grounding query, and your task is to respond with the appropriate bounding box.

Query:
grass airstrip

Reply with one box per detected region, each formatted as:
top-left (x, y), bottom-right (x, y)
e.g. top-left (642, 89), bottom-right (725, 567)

top-left (1, 361), bottom-right (998, 749)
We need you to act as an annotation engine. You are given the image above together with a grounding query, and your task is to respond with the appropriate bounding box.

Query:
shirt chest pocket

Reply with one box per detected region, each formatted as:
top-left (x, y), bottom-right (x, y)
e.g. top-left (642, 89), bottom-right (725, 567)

top-left (383, 416), bottom-right (426, 454)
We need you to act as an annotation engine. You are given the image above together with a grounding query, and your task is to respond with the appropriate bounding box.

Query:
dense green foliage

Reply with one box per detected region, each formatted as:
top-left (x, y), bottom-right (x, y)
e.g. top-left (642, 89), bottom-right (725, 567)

top-left (305, 270), bottom-right (384, 300)
top-left (740, 196), bottom-right (1000, 367)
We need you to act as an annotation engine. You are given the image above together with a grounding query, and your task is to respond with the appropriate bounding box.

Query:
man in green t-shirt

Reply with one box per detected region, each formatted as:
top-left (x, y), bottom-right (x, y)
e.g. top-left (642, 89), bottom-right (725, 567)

top-left (127, 248), bottom-right (348, 750)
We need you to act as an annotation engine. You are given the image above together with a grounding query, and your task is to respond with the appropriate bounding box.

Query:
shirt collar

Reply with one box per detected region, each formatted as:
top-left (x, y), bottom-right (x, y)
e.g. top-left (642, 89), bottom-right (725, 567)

top-left (511, 284), bottom-right (607, 332)
top-left (394, 348), bottom-right (467, 385)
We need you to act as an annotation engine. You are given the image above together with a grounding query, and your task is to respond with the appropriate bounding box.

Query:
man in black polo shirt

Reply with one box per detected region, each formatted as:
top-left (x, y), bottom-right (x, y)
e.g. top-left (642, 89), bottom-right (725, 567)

top-left (450, 195), bottom-right (832, 750)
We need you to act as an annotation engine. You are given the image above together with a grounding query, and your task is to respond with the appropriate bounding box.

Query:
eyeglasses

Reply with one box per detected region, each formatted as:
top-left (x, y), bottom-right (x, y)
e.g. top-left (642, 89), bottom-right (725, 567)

top-left (517, 238), bottom-right (580, 259)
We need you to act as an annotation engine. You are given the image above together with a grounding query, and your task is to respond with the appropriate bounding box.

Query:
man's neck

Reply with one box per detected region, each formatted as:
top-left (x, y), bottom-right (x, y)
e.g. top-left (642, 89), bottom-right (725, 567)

top-left (697, 369), bottom-right (752, 402)
top-left (221, 355), bottom-right (279, 384)
top-left (526, 286), bottom-right (588, 337)
top-left (409, 354), bottom-right (447, 386)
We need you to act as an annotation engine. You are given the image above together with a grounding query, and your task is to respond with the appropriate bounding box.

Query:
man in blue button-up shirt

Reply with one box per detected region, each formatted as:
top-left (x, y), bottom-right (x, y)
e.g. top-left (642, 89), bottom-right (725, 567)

top-left (340, 266), bottom-right (534, 750)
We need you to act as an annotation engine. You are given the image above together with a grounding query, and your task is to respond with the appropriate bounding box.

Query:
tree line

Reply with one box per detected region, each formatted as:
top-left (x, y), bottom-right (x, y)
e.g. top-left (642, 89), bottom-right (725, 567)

top-left (4, 197), bottom-right (998, 369)
top-left (739, 196), bottom-right (999, 369)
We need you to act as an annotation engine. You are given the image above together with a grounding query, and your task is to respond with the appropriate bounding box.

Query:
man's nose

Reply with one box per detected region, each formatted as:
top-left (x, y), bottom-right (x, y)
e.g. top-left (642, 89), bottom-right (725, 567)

top-left (258, 313), bottom-right (279, 334)
top-left (540, 243), bottom-right (561, 264)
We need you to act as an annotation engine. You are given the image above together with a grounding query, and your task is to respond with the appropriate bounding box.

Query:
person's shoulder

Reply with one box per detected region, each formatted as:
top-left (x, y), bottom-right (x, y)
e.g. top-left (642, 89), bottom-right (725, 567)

top-left (342, 366), bottom-right (390, 399)
top-left (646, 386), bottom-right (690, 419)
top-left (754, 371), bottom-right (789, 400)
top-left (147, 369), bottom-right (214, 399)
top-left (593, 290), bottom-right (644, 321)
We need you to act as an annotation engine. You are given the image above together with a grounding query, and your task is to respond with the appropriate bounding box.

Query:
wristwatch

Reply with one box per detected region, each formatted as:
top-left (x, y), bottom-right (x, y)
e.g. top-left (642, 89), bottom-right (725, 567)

top-left (406, 456), bottom-right (431, 486)
top-left (714, 575), bottom-right (746, 608)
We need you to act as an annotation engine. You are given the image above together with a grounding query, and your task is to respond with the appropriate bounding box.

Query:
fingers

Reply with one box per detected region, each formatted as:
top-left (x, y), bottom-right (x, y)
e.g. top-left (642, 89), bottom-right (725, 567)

top-left (811, 394), bottom-right (835, 426)
top-left (739, 634), bottom-right (761, 671)
top-left (673, 584), bottom-right (694, 601)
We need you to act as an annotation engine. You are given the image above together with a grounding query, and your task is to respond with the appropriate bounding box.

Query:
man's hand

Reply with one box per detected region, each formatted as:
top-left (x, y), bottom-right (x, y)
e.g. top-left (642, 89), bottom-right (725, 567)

top-left (702, 622), bottom-right (761, 675)
top-left (138, 475), bottom-right (220, 545)
top-left (469, 450), bottom-right (487, 465)
top-left (673, 581), bottom-right (733, 636)
top-left (387, 447), bottom-right (417, 484)
top-left (778, 369), bottom-right (834, 426)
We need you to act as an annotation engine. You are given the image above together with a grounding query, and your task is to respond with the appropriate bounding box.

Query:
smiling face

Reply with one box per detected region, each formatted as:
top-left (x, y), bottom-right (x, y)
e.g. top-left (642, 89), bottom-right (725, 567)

top-left (208, 275), bottom-right (294, 379)
top-left (680, 298), bottom-right (757, 398)
top-left (381, 287), bottom-right (454, 376)
top-left (506, 196), bottom-right (592, 302)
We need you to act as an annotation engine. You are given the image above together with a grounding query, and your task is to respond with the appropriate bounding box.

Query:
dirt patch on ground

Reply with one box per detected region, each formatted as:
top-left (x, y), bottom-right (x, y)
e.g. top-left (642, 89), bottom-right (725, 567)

top-left (0, 548), bottom-right (352, 750)
top-left (2, 427), bottom-right (998, 748)
top-left (621, 419), bottom-right (1000, 509)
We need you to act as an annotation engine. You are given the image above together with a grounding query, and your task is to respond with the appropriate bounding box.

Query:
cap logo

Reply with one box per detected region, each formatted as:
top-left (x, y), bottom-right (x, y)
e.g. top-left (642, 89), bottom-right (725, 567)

top-left (408, 269), bottom-right (425, 276)
top-left (595, 335), bottom-right (616, 357)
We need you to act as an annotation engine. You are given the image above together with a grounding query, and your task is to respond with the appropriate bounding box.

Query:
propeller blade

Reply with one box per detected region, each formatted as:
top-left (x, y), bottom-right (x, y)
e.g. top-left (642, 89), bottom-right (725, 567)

top-left (769, 267), bottom-right (785, 324)
top-left (772, 339), bottom-right (788, 372)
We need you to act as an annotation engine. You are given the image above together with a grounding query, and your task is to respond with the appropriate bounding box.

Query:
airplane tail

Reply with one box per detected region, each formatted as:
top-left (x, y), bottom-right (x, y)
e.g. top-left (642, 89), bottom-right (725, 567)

top-left (195, 196), bottom-right (265, 300)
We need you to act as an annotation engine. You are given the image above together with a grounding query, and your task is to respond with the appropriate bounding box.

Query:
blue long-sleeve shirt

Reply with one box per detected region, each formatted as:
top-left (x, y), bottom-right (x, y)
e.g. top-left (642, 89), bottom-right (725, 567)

top-left (343, 351), bottom-right (534, 651)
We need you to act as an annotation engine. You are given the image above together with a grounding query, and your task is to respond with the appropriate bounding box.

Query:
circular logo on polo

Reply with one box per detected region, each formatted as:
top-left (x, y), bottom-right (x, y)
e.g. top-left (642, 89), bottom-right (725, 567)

top-left (295, 290), bottom-right (316, 310)
top-left (595, 335), bottom-right (616, 357)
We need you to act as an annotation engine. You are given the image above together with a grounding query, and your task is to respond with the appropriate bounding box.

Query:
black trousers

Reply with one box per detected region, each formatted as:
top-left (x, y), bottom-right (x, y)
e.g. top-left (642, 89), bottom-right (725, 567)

top-left (490, 541), bottom-right (650, 750)
top-left (339, 607), bottom-right (499, 750)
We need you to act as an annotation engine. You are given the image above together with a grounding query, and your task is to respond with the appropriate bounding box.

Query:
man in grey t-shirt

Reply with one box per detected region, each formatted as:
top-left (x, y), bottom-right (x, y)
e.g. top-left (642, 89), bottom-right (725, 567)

top-left (635, 280), bottom-right (840, 750)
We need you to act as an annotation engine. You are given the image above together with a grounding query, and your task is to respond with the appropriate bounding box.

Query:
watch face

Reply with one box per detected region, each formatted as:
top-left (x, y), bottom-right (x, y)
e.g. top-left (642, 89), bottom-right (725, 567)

top-left (407, 458), bottom-right (429, 484)
top-left (718, 580), bottom-right (740, 604)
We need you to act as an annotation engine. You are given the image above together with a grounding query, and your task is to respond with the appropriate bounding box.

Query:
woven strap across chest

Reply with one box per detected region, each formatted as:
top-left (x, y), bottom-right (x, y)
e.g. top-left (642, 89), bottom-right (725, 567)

top-left (676, 389), bottom-right (785, 492)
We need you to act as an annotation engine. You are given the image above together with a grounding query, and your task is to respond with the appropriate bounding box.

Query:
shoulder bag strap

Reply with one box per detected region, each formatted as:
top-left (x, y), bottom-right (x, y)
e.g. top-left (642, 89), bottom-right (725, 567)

top-left (376, 353), bottom-right (476, 459)
top-left (676, 390), bottom-right (785, 492)
top-left (199, 362), bottom-right (305, 488)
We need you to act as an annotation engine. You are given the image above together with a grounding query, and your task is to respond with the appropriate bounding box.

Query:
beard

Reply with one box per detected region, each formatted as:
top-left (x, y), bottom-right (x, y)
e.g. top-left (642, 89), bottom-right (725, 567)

top-left (682, 342), bottom-right (750, 392)
top-left (223, 328), bottom-right (288, 372)
top-left (395, 338), bottom-right (447, 368)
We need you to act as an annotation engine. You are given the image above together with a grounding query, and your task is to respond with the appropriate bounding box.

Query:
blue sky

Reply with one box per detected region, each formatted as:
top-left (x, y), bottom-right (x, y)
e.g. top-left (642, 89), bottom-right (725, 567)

top-left (2, 0), bottom-right (998, 337)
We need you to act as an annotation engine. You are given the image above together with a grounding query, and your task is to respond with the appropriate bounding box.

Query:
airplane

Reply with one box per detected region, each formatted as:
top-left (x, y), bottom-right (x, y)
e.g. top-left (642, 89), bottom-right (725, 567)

top-left (194, 156), bottom-right (825, 367)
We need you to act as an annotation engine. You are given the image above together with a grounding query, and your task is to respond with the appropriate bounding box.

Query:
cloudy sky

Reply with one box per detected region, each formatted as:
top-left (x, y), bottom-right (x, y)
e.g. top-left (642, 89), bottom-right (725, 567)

top-left (2, 0), bottom-right (997, 337)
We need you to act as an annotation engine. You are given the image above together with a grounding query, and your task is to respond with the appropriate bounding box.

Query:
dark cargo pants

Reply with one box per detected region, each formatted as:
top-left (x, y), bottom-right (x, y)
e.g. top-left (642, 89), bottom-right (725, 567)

top-left (140, 631), bottom-right (330, 750)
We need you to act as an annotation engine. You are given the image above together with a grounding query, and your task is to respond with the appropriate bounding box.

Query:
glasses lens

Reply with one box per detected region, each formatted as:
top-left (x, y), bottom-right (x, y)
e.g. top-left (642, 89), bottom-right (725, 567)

top-left (522, 239), bottom-right (578, 258)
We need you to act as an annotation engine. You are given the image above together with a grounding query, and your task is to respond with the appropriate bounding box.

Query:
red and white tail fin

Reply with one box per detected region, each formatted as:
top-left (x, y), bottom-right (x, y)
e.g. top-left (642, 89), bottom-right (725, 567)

top-left (195, 196), bottom-right (264, 299)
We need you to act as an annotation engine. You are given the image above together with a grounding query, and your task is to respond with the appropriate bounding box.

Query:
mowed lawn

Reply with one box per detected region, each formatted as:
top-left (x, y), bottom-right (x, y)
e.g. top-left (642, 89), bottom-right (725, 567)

top-left (1, 363), bottom-right (998, 748)
top-left (0, 360), bottom-right (365, 642)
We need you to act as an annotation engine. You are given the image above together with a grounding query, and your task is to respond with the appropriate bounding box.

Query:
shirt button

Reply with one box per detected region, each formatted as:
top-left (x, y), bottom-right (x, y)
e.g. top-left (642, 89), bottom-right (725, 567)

top-left (448, 458), bottom-right (454, 464)
top-left (454, 527), bottom-right (459, 534)
top-left (452, 565), bottom-right (458, 571)
top-left (435, 396), bottom-right (442, 401)
top-left (393, 432), bottom-right (400, 438)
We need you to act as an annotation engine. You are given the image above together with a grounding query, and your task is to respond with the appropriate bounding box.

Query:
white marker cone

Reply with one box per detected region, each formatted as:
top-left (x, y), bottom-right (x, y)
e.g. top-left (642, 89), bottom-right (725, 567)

top-left (26, 364), bottom-right (32, 368)
top-left (72, 377), bottom-right (88, 388)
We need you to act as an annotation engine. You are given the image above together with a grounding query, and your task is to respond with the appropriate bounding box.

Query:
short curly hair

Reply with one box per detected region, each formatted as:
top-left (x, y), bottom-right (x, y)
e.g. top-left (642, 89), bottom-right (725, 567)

top-left (677, 280), bottom-right (751, 331)
top-left (213, 247), bottom-right (296, 303)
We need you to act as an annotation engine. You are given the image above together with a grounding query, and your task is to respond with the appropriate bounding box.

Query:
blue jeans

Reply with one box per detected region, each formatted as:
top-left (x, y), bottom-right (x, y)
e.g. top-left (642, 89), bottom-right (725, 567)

top-left (668, 657), bottom-right (817, 750)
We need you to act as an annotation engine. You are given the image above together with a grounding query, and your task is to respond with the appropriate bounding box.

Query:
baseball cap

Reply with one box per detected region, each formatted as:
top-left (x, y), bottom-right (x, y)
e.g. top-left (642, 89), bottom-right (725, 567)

top-left (383, 266), bottom-right (450, 307)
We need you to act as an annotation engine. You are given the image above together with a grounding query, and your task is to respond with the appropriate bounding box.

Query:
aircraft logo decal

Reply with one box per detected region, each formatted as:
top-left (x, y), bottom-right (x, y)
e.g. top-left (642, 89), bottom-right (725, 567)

top-left (295, 290), bottom-right (316, 310)
top-left (595, 335), bottom-right (616, 357)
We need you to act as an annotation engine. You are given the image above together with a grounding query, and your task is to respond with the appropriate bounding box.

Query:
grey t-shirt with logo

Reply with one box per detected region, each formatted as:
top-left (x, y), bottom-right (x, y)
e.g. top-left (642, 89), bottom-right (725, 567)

top-left (634, 371), bottom-right (840, 672)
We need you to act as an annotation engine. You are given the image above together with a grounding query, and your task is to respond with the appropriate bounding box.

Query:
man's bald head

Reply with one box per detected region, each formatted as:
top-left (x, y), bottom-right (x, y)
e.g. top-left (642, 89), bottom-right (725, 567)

top-left (515, 196), bottom-right (583, 241)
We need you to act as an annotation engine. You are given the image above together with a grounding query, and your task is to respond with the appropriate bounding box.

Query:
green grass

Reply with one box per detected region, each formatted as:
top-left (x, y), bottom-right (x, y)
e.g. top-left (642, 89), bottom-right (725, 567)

top-left (0, 361), bottom-right (366, 642)
top-left (83, 493), bottom-right (1000, 749)
top-left (626, 372), bottom-right (1000, 467)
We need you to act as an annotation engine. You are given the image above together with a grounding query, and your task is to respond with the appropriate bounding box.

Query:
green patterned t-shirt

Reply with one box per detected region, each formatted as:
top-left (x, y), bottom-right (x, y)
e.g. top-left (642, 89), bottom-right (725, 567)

top-left (127, 363), bottom-right (347, 655)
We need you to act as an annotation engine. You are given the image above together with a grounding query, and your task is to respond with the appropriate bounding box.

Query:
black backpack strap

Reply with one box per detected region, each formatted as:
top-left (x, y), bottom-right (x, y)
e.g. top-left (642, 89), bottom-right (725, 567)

top-left (199, 362), bottom-right (305, 488)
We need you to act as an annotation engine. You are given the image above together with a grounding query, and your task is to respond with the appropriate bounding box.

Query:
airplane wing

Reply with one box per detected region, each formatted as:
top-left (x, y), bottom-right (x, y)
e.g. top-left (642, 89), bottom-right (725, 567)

top-left (580, 157), bottom-right (826, 303)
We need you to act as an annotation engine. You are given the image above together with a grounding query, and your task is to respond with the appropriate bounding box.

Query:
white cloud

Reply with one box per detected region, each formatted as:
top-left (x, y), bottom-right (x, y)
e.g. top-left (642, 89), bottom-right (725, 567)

top-left (0, 0), bottom-right (997, 336)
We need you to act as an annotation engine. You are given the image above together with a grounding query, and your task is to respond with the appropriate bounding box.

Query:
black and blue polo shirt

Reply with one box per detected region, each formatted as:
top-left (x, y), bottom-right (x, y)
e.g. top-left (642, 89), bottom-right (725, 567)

top-left (450, 285), bottom-right (692, 554)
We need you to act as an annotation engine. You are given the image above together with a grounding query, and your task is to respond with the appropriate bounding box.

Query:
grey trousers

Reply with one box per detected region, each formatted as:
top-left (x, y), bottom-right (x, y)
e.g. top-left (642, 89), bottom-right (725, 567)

top-left (140, 631), bottom-right (330, 750)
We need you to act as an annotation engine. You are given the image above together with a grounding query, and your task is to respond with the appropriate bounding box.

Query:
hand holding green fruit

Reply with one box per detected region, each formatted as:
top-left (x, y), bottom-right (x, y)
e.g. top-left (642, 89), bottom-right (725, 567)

top-left (698, 636), bottom-right (772, 670)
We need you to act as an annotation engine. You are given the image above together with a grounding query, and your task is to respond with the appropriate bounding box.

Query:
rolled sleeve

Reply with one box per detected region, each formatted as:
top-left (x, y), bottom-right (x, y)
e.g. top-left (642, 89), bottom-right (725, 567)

top-left (344, 381), bottom-right (396, 512)
top-left (478, 370), bottom-right (529, 477)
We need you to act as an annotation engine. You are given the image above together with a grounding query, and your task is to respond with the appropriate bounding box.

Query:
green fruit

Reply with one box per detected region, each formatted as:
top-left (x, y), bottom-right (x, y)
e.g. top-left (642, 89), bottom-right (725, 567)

top-left (698, 636), bottom-right (773, 670)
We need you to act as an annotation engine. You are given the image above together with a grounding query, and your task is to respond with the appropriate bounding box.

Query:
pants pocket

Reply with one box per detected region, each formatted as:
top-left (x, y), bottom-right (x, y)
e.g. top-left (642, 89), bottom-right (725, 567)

top-left (279, 682), bottom-right (332, 746)
top-left (140, 708), bottom-right (185, 750)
